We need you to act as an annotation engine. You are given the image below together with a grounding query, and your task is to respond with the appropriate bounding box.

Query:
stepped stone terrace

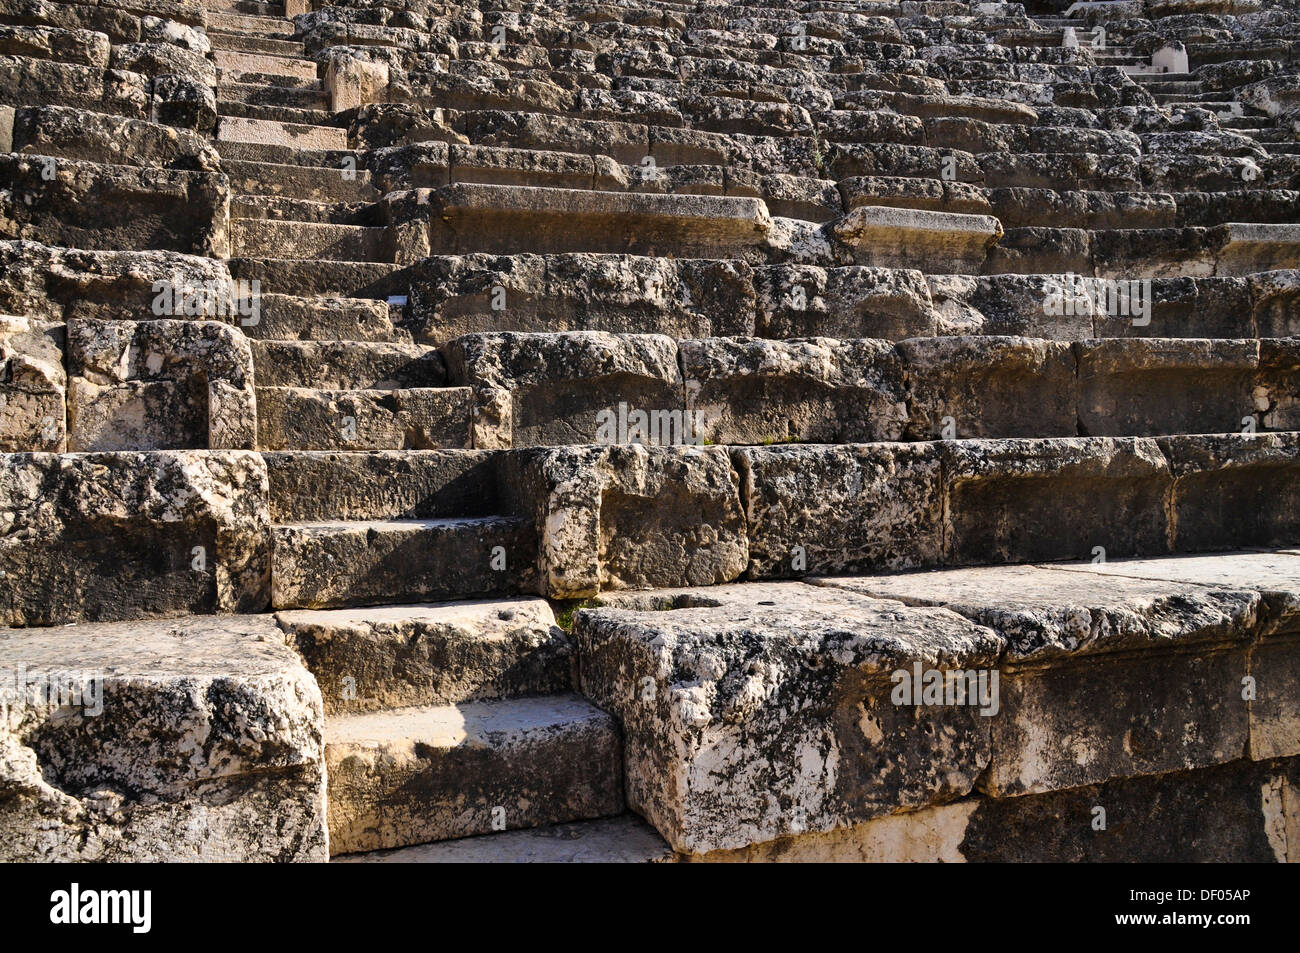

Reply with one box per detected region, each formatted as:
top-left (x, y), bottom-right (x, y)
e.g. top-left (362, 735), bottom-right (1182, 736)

top-left (1, 0), bottom-right (1299, 862)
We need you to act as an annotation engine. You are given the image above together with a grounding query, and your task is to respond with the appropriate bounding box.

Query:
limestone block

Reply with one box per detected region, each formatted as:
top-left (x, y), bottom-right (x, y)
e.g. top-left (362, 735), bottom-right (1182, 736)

top-left (446, 331), bottom-right (683, 448)
top-left (408, 253), bottom-right (755, 343)
top-left (0, 315), bottom-right (64, 452)
top-left (734, 442), bottom-right (945, 578)
top-left (755, 264), bottom-right (938, 340)
top-left (0, 240), bottom-right (233, 324)
top-left (898, 336), bottom-right (1078, 439)
top-left (1160, 432), bottom-right (1300, 551)
top-left (0, 614), bottom-right (326, 862)
top-left (820, 565), bottom-right (1258, 795)
top-left (278, 597), bottom-right (572, 714)
top-left (692, 758), bottom-right (1297, 862)
top-left (942, 437), bottom-right (1172, 564)
top-left (66, 318), bottom-right (256, 451)
top-left (0, 450), bottom-right (271, 626)
top-left (576, 581), bottom-right (1003, 853)
top-left (502, 444), bottom-right (747, 598)
top-left (680, 337), bottom-right (907, 444)
top-left (325, 51), bottom-right (390, 113)
top-left (832, 205), bottom-right (1003, 272)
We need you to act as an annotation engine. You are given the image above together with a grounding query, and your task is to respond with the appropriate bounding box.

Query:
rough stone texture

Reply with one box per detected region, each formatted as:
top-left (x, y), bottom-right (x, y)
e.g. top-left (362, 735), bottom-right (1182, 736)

top-left (0, 240), bottom-right (232, 325)
top-left (0, 154), bottom-right (229, 256)
top-left (577, 581), bottom-right (1003, 854)
top-left (0, 314), bottom-right (64, 452)
top-left (336, 814), bottom-right (675, 864)
top-left (278, 597), bottom-right (572, 715)
top-left (446, 331), bottom-right (683, 448)
top-left (690, 757), bottom-right (1298, 863)
top-left (324, 695), bottom-right (622, 854)
top-left (502, 445), bottom-right (748, 598)
top-left (735, 443), bottom-right (946, 577)
top-left (0, 614), bottom-right (326, 862)
top-left (270, 516), bottom-right (536, 610)
top-left (681, 337), bottom-right (907, 444)
top-left (817, 565), bottom-right (1259, 795)
top-left (66, 318), bottom-right (256, 451)
top-left (0, 451), bottom-right (270, 626)
top-left (406, 254), bottom-right (755, 343)
top-left (255, 386), bottom-right (472, 451)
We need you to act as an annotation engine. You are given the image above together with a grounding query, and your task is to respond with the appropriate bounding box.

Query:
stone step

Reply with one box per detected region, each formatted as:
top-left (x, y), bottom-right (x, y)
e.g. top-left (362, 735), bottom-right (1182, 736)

top-left (208, 33), bottom-right (305, 56)
top-left (986, 224), bottom-right (1300, 278)
top-left (576, 549), bottom-right (1300, 854)
top-left (243, 293), bottom-right (407, 342)
top-left (448, 333), bottom-right (1297, 446)
top-left (229, 257), bottom-right (406, 298)
top-left (729, 433), bottom-right (1300, 579)
top-left (335, 815), bottom-right (673, 863)
top-left (390, 183), bottom-right (773, 258)
top-left (255, 386), bottom-right (472, 451)
top-left (218, 81), bottom-right (327, 111)
top-left (231, 193), bottom-right (374, 225)
top-left (218, 99), bottom-right (333, 127)
top-left (251, 339), bottom-right (443, 389)
top-left (217, 115), bottom-right (346, 151)
top-left (833, 206), bottom-right (1003, 273)
top-left (214, 49), bottom-right (317, 83)
top-left (216, 138), bottom-right (358, 167)
top-left (262, 449), bottom-right (503, 524)
top-left (0, 614), bottom-right (328, 861)
top-left (232, 219), bottom-right (390, 262)
top-left (225, 159), bottom-right (378, 203)
top-left (207, 0), bottom-right (284, 15)
top-left (208, 11), bottom-right (295, 37)
top-left (324, 695), bottom-right (623, 855)
top-left (270, 515), bottom-right (535, 609)
top-left (277, 597), bottom-right (574, 715)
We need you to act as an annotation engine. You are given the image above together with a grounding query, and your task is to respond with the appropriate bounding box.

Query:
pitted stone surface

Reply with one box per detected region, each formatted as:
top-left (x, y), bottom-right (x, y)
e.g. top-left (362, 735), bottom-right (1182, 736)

top-left (0, 614), bottom-right (326, 862)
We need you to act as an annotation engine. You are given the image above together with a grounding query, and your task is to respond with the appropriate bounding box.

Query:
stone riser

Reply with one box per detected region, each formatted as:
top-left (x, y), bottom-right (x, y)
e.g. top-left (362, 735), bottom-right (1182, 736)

top-left (324, 695), bottom-right (623, 854)
top-left (270, 515), bottom-right (537, 610)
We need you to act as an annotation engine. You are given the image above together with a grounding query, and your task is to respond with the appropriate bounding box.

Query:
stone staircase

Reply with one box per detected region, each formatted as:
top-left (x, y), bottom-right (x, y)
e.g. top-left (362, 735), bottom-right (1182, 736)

top-left (1, 0), bottom-right (1299, 862)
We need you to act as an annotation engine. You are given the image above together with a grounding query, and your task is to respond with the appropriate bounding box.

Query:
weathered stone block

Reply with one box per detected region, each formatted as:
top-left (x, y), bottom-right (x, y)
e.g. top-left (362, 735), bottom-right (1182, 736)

top-left (681, 337), bottom-right (906, 444)
top-left (502, 445), bottom-right (747, 598)
top-left (576, 582), bottom-right (1003, 853)
top-left (278, 597), bottom-right (572, 715)
top-left (942, 437), bottom-right (1172, 564)
top-left (0, 315), bottom-right (64, 452)
top-left (0, 614), bottom-right (326, 862)
top-left (0, 450), bottom-right (271, 626)
top-left (819, 565), bottom-right (1258, 795)
top-left (66, 318), bottom-right (255, 451)
top-left (446, 331), bottom-right (682, 448)
top-left (755, 264), bottom-right (938, 339)
top-left (734, 443), bottom-right (945, 577)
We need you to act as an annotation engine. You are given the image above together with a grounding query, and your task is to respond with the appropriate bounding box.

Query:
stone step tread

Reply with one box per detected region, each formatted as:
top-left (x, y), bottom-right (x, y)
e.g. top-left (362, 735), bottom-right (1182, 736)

top-left (277, 595), bottom-right (571, 714)
top-left (333, 815), bottom-right (673, 863)
top-left (218, 100), bottom-right (334, 127)
top-left (250, 339), bottom-right (441, 388)
top-left (275, 516), bottom-right (517, 535)
top-left (214, 48), bottom-right (318, 80)
top-left (324, 693), bottom-right (609, 747)
top-left (208, 11), bottom-right (295, 36)
top-left (218, 115), bottom-right (347, 151)
top-left (228, 257), bottom-right (406, 299)
top-left (209, 34), bottom-right (305, 56)
top-left (230, 194), bottom-right (374, 224)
